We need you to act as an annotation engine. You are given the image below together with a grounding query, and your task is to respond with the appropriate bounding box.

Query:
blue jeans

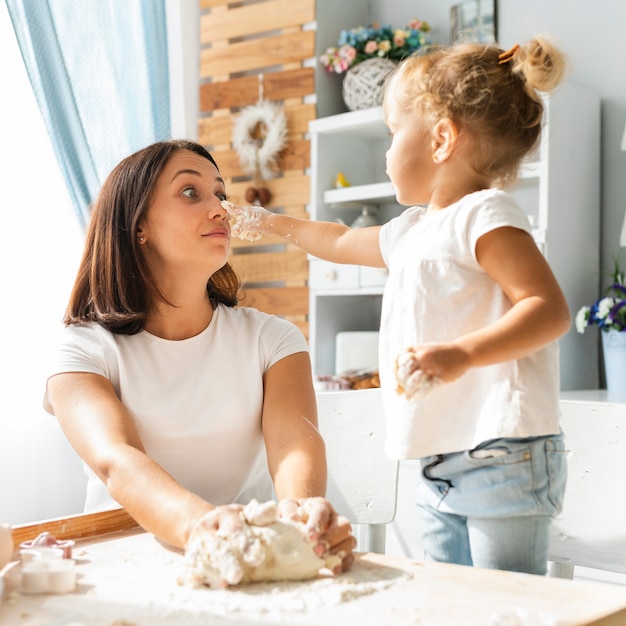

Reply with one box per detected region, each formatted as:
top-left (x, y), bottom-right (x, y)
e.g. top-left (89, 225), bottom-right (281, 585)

top-left (415, 432), bottom-right (567, 575)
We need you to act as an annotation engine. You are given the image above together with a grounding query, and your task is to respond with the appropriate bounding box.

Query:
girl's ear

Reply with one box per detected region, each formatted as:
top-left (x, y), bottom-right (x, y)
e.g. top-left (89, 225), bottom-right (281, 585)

top-left (431, 118), bottom-right (459, 163)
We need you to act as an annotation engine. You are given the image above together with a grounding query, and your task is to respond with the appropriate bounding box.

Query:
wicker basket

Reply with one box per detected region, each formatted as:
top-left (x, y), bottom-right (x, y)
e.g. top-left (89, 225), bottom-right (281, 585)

top-left (342, 57), bottom-right (397, 111)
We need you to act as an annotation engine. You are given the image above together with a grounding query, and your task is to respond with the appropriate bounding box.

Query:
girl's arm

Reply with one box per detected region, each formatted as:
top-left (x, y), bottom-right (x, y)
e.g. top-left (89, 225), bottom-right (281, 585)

top-left (414, 227), bottom-right (571, 382)
top-left (226, 202), bottom-right (385, 268)
top-left (469, 226), bottom-right (571, 362)
top-left (46, 372), bottom-right (215, 549)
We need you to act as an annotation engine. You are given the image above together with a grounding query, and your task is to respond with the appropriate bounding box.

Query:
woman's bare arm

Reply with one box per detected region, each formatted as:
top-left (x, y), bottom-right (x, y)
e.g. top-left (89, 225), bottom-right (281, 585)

top-left (261, 351), bottom-right (326, 498)
top-left (46, 372), bottom-right (214, 549)
top-left (261, 351), bottom-right (355, 568)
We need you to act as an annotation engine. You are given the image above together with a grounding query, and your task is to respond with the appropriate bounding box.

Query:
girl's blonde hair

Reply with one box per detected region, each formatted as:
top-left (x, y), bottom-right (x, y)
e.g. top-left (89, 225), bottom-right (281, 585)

top-left (384, 37), bottom-right (567, 187)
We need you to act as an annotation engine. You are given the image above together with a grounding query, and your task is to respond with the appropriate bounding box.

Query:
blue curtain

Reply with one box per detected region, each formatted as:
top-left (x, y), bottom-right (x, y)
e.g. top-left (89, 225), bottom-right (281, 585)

top-left (5, 0), bottom-right (171, 229)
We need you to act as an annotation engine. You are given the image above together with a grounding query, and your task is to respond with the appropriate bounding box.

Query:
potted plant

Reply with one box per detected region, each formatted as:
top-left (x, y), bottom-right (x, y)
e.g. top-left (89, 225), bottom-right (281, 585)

top-left (319, 19), bottom-right (431, 111)
top-left (575, 257), bottom-right (626, 392)
top-left (319, 19), bottom-right (431, 75)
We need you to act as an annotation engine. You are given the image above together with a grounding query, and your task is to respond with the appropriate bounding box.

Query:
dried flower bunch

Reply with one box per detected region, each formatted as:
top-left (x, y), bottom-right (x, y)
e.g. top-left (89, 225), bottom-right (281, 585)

top-left (319, 19), bottom-right (431, 75)
top-left (576, 258), bottom-right (626, 334)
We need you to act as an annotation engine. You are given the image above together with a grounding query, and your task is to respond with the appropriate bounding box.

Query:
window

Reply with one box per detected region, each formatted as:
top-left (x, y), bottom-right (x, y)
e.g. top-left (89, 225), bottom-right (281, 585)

top-left (0, 2), bottom-right (85, 523)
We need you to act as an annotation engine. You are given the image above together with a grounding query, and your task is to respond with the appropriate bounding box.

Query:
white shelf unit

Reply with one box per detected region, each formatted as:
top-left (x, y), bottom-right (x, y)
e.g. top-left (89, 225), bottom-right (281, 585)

top-left (307, 106), bottom-right (400, 377)
top-left (307, 83), bottom-right (600, 390)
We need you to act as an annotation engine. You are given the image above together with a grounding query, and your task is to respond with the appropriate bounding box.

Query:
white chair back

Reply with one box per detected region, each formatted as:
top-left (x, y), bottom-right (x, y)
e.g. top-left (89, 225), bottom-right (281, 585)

top-left (548, 396), bottom-right (626, 578)
top-left (316, 388), bottom-right (399, 553)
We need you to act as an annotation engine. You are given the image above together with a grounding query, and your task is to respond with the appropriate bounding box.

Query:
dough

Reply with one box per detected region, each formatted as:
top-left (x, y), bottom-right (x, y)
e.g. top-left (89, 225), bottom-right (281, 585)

top-left (181, 500), bottom-right (337, 589)
top-left (394, 347), bottom-right (442, 399)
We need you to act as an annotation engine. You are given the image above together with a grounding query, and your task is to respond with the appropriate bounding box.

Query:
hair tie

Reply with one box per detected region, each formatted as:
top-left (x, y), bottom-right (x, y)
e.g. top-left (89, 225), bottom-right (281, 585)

top-left (498, 43), bottom-right (520, 64)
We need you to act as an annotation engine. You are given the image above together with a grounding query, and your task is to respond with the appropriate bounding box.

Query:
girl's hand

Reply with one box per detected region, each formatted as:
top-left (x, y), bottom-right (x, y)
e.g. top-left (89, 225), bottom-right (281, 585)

top-left (221, 200), bottom-right (273, 241)
top-left (395, 343), bottom-right (470, 399)
top-left (277, 497), bottom-right (356, 572)
top-left (410, 343), bottom-right (470, 384)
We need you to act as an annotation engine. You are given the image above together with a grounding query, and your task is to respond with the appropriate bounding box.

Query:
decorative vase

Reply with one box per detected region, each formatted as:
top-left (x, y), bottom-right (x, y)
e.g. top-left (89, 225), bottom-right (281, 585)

top-left (601, 329), bottom-right (626, 393)
top-left (350, 206), bottom-right (379, 229)
top-left (342, 58), bottom-right (397, 111)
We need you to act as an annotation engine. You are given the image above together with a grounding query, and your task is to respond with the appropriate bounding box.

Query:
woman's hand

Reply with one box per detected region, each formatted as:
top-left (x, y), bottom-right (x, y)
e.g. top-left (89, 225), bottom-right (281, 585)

top-left (185, 504), bottom-right (245, 549)
top-left (277, 497), bottom-right (356, 572)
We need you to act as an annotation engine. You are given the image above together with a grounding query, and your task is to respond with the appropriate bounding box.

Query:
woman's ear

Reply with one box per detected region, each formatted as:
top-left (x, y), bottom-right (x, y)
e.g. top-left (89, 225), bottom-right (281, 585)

top-left (431, 118), bottom-right (459, 163)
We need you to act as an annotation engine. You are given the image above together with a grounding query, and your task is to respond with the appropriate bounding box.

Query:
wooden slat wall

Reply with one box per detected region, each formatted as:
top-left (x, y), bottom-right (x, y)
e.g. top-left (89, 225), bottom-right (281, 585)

top-left (198, 0), bottom-right (316, 338)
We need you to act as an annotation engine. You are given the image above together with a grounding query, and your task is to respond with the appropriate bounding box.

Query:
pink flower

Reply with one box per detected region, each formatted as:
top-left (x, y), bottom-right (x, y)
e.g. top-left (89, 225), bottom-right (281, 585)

top-left (334, 58), bottom-right (350, 73)
top-left (364, 40), bottom-right (379, 54)
top-left (339, 45), bottom-right (357, 62)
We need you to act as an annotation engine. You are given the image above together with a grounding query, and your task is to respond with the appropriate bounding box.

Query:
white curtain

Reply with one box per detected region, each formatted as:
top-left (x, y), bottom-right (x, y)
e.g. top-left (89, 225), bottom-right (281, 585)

top-left (5, 0), bottom-right (171, 228)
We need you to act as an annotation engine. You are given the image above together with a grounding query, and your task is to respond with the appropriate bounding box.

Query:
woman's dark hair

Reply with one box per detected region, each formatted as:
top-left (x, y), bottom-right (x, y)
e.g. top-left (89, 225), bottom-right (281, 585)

top-left (64, 139), bottom-right (241, 334)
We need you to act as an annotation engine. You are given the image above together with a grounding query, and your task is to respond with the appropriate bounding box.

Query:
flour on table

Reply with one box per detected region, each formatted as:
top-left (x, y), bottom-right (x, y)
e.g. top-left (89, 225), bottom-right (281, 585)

top-left (171, 557), bottom-right (411, 619)
top-left (181, 499), bottom-right (338, 589)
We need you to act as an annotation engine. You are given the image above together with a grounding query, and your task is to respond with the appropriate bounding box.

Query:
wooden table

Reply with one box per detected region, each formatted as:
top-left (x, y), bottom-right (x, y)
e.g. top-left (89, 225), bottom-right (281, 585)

top-left (2, 510), bottom-right (626, 625)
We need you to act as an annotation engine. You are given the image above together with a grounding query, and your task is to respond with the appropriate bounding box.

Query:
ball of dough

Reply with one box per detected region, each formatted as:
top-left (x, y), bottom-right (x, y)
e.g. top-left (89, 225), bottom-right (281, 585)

top-left (394, 347), bottom-right (442, 399)
top-left (181, 500), bottom-right (336, 589)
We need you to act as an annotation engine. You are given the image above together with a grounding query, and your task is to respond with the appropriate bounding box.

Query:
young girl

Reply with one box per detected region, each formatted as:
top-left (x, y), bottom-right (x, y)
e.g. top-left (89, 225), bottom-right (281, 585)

top-left (226, 37), bottom-right (571, 575)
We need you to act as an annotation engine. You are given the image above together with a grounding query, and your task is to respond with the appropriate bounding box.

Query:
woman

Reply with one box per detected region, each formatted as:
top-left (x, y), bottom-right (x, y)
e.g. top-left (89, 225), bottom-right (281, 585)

top-left (44, 139), bottom-right (354, 569)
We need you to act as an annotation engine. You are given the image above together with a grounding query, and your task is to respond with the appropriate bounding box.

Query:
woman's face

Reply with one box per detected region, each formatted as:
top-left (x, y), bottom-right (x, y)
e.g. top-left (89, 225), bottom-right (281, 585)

top-left (139, 149), bottom-right (231, 278)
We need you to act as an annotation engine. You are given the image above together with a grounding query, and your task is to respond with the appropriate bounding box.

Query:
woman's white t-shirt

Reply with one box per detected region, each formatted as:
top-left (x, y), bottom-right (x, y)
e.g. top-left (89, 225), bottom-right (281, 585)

top-left (378, 188), bottom-right (561, 460)
top-left (44, 305), bottom-right (309, 512)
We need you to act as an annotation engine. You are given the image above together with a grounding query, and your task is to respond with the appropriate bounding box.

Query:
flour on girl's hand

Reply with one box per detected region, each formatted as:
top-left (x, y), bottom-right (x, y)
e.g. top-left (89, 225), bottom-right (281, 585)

top-left (394, 347), bottom-right (442, 399)
top-left (221, 200), bottom-right (264, 242)
top-left (181, 499), bottom-right (339, 589)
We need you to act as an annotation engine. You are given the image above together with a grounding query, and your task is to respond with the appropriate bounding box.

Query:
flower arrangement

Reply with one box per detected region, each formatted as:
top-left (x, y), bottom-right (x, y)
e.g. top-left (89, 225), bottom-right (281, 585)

top-left (319, 19), bottom-right (431, 75)
top-left (575, 258), bottom-right (626, 334)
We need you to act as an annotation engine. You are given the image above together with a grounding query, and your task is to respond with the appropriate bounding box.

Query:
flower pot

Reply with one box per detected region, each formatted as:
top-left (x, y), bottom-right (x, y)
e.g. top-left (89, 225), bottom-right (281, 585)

top-left (342, 58), bottom-right (397, 111)
top-left (601, 329), bottom-right (626, 393)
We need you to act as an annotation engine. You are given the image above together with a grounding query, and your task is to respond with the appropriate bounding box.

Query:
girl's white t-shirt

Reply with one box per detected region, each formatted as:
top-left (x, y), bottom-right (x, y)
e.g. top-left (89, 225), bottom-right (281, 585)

top-left (378, 188), bottom-right (561, 460)
top-left (44, 305), bottom-right (309, 512)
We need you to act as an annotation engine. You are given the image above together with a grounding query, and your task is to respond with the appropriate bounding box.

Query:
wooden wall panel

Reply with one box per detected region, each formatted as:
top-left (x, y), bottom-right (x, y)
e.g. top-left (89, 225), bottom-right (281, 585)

top-left (198, 0), bottom-right (315, 336)
top-left (230, 250), bottom-right (308, 284)
top-left (200, 0), bottom-right (314, 42)
top-left (240, 287), bottom-right (309, 316)
top-left (199, 68), bottom-right (314, 111)
top-left (198, 102), bottom-right (316, 145)
top-left (212, 138), bottom-right (309, 179)
top-left (200, 31), bottom-right (315, 77)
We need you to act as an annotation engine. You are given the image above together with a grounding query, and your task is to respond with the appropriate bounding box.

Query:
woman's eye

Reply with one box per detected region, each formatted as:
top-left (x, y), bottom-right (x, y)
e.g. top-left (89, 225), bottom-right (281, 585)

top-left (182, 186), bottom-right (198, 199)
top-left (216, 192), bottom-right (228, 202)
